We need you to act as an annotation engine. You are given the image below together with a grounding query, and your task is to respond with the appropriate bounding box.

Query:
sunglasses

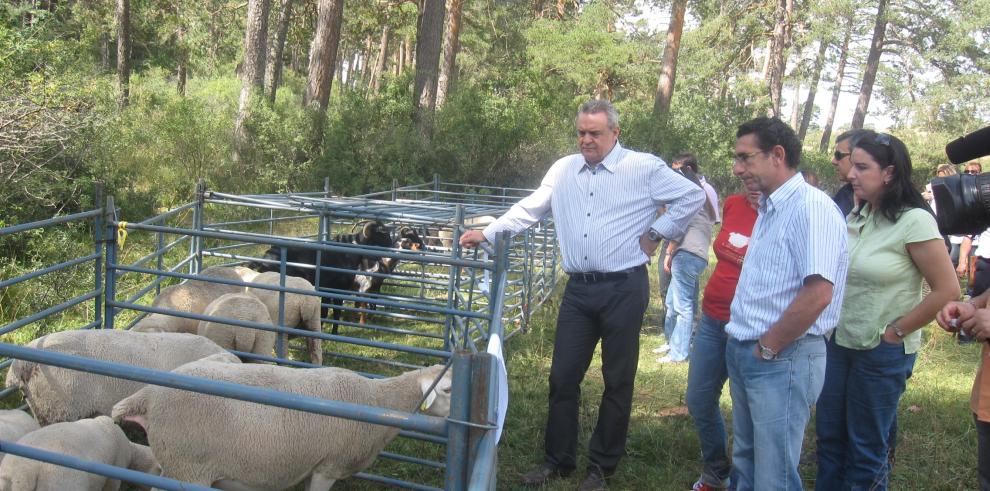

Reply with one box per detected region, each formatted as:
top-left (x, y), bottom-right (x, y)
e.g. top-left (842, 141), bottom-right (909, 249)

top-left (833, 150), bottom-right (851, 161)
top-left (874, 133), bottom-right (892, 146)
top-left (965, 169), bottom-right (981, 175)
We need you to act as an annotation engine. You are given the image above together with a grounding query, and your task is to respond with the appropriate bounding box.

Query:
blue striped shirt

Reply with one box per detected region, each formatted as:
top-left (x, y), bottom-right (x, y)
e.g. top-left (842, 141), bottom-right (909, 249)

top-left (482, 143), bottom-right (705, 273)
top-left (726, 173), bottom-right (849, 340)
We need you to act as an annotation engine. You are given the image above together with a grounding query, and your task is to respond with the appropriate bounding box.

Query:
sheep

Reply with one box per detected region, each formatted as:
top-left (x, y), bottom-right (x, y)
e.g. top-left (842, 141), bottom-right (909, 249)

top-left (248, 220), bottom-right (394, 334)
top-left (112, 360), bottom-right (452, 491)
top-left (246, 272), bottom-right (323, 365)
top-left (0, 410), bottom-right (40, 463)
top-left (4, 329), bottom-right (240, 425)
top-left (0, 416), bottom-right (160, 491)
top-left (131, 265), bottom-right (249, 334)
top-left (197, 293), bottom-right (276, 362)
top-left (352, 226), bottom-right (425, 325)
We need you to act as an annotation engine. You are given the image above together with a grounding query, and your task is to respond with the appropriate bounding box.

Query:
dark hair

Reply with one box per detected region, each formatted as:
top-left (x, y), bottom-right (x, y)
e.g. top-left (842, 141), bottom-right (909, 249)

top-left (736, 117), bottom-right (801, 168)
top-left (835, 129), bottom-right (867, 145)
top-left (674, 165), bottom-right (701, 187)
top-left (850, 130), bottom-right (930, 222)
top-left (671, 153), bottom-right (699, 172)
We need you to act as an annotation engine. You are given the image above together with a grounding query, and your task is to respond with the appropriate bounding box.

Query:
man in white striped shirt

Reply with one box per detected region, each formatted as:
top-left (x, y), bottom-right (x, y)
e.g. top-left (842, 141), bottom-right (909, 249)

top-left (725, 117), bottom-right (849, 491)
top-left (460, 99), bottom-right (704, 490)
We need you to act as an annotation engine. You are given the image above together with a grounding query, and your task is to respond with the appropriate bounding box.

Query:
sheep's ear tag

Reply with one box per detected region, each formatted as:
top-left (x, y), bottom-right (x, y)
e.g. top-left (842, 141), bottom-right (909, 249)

top-left (420, 378), bottom-right (437, 411)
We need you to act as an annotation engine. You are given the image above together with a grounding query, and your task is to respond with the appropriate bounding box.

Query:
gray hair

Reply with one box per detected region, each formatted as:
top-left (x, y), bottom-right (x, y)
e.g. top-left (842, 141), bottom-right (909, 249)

top-left (577, 99), bottom-right (619, 130)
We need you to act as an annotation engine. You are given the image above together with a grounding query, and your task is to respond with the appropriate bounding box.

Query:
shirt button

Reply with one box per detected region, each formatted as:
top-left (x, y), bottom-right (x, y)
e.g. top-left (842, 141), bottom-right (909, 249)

top-left (584, 256), bottom-right (588, 260)
top-left (590, 192), bottom-right (594, 196)
top-left (584, 234), bottom-right (587, 237)
top-left (586, 213), bottom-right (590, 217)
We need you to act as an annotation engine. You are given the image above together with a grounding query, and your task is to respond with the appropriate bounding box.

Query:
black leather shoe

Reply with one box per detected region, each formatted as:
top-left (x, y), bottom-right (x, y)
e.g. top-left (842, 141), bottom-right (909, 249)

top-left (520, 462), bottom-right (571, 486)
top-left (577, 466), bottom-right (608, 491)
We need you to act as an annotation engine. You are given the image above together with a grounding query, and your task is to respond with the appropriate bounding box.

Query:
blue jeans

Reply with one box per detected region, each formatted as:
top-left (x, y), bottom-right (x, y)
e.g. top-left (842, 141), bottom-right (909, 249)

top-left (686, 313), bottom-right (732, 488)
top-left (726, 335), bottom-right (826, 491)
top-left (663, 251), bottom-right (708, 361)
top-left (815, 336), bottom-right (916, 491)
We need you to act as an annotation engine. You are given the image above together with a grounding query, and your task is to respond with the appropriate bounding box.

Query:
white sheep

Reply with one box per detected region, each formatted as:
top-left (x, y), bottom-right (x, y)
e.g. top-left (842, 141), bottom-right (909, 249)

top-left (131, 265), bottom-right (249, 334)
top-left (112, 360), bottom-right (452, 490)
top-left (0, 410), bottom-right (40, 463)
top-left (0, 416), bottom-right (160, 491)
top-left (197, 293), bottom-right (276, 362)
top-left (4, 329), bottom-right (240, 425)
top-left (246, 271), bottom-right (323, 366)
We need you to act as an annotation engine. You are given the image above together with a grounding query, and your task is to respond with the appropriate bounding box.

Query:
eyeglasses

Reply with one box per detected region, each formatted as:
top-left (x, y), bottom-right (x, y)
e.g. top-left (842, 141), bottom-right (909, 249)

top-left (833, 150), bottom-right (851, 161)
top-left (733, 150), bottom-right (764, 164)
top-left (965, 169), bottom-right (981, 175)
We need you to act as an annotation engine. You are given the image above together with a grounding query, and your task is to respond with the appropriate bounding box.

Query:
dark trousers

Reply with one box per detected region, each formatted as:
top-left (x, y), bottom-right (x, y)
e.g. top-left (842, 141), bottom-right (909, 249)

top-left (978, 415), bottom-right (990, 491)
top-left (544, 266), bottom-right (650, 473)
top-left (974, 257), bottom-right (990, 297)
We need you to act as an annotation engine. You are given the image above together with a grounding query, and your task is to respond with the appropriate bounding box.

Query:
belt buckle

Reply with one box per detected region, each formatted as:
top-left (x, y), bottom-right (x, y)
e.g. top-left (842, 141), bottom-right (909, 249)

top-left (578, 272), bottom-right (597, 282)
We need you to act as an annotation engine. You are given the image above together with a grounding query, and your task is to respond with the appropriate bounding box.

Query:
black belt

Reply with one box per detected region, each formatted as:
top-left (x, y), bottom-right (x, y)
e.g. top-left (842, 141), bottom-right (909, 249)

top-left (568, 264), bottom-right (645, 283)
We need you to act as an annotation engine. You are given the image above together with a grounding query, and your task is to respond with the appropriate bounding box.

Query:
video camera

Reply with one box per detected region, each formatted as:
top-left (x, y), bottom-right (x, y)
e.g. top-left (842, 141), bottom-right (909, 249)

top-left (931, 125), bottom-right (990, 235)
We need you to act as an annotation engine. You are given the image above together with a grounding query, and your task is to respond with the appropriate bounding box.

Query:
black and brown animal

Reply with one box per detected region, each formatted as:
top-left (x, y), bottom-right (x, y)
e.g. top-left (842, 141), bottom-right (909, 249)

top-left (248, 221), bottom-right (393, 334)
top-left (352, 226), bottom-right (426, 325)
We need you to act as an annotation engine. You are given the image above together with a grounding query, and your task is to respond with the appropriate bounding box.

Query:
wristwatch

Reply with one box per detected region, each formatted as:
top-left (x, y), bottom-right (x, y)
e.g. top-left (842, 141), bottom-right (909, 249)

top-left (758, 340), bottom-right (778, 360)
top-left (647, 228), bottom-right (663, 242)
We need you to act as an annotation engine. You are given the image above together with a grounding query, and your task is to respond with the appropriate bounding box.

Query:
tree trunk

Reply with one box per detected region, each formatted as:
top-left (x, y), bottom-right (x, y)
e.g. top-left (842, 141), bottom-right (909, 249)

top-left (369, 24), bottom-right (390, 94)
top-left (790, 83), bottom-right (801, 129)
top-left (798, 40), bottom-right (827, 141)
top-left (265, 0), bottom-right (294, 105)
top-left (115, 0), bottom-right (130, 109)
top-left (303, 0), bottom-right (345, 115)
top-left (99, 32), bottom-right (110, 71)
top-left (233, 0), bottom-right (272, 162)
top-left (766, 0), bottom-right (792, 118)
top-left (436, 0), bottom-right (464, 107)
top-left (851, 0), bottom-right (888, 130)
top-left (177, 23), bottom-right (187, 96)
top-left (413, 0), bottom-right (446, 138)
top-left (819, 15), bottom-right (854, 152)
top-left (652, 0), bottom-right (686, 120)
top-left (405, 34), bottom-right (414, 71)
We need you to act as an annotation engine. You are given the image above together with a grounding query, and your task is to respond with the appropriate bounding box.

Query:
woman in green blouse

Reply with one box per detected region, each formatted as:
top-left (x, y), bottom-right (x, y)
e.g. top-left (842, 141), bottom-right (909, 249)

top-left (815, 131), bottom-right (960, 490)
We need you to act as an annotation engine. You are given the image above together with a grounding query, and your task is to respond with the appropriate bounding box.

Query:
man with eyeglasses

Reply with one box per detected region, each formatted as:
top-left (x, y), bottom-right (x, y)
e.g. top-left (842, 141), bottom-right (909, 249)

top-left (831, 129), bottom-right (866, 217)
top-left (725, 117), bottom-right (849, 491)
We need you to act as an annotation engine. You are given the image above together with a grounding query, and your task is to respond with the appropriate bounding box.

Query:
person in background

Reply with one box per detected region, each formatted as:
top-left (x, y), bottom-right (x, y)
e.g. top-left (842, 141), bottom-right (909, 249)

top-left (657, 161), bottom-right (717, 364)
top-left (802, 169), bottom-right (820, 188)
top-left (725, 117), bottom-right (849, 491)
top-left (654, 154), bottom-right (721, 330)
top-left (935, 289), bottom-right (990, 491)
top-left (460, 99), bottom-right (705, 491)
top-left (815, 131), bottom-right (959, 490)
top-left (831, 129), bottom-right (866, 217)
top-left (685, 181), bottom-right (761, 491)
top-left (966, 161), bottom-right (984, 175)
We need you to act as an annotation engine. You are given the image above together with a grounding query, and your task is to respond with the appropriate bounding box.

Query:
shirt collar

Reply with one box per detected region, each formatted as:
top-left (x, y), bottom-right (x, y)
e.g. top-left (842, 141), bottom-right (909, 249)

top-left (580, 142), bottom-right (623, 174)
top-left (760, 172), bottom-right (805, 214)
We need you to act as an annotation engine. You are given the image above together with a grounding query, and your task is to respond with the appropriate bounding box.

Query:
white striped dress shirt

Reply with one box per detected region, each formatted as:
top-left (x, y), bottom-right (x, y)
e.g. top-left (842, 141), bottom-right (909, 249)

top-left (726, 172), bottom-right (849, 341)
top-left (482, 143), bottom-right (705, 273)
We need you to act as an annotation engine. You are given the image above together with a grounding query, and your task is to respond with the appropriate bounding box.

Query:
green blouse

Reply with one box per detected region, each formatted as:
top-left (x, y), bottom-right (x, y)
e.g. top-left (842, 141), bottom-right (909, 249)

top-left (834, 204), bottom-right (941, 353)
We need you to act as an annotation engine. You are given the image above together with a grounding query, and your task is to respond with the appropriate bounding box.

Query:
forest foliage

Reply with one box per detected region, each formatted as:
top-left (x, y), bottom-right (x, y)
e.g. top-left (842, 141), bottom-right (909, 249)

top-left (0, 0), bottom-right (988, 228)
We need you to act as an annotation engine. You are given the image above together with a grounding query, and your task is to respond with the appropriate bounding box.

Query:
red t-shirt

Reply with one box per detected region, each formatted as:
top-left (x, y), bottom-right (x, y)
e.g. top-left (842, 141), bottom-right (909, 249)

top-left (702, 194), bottom-right (758, 321)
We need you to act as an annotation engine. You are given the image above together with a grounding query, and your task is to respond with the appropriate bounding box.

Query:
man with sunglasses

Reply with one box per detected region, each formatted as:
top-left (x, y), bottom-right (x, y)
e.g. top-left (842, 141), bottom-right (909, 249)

top-left (726, 117), bottom-right (849, 491)
top-left (966, 161), bottom-right (983, 175)
top-left (831, 129), bottom-right (866, 217)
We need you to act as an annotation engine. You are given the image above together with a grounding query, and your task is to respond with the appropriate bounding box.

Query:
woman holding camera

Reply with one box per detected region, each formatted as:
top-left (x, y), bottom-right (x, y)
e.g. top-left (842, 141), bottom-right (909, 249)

top-left (815, 131), bottom-right (960, 490)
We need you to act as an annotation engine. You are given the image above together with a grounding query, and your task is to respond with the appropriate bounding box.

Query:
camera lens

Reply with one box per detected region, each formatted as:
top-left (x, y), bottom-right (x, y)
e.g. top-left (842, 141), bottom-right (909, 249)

top-left (931, 173), bottom-right (990, 235)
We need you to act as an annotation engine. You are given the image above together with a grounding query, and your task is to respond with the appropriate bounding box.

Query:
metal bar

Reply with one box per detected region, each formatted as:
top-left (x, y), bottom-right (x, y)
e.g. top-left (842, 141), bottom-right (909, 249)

top-left (0, 440), bottom-right (218, 491)
top-left (0, 253), bottom-right (99, 289)
top-left (0, 209), bottom-right (102, 236)
top-left (444, 351), bottom-right (471, 490)
top-left (380, 451), bottom-right (445, 469)
top-left (352, 472), bottom-right (442, 491)
top-left (0, 290), bottom-right (100, 336)
top-left (0, 344), bottom-right (449, 436)
top-left (136, 202), bottom-right (196, 225)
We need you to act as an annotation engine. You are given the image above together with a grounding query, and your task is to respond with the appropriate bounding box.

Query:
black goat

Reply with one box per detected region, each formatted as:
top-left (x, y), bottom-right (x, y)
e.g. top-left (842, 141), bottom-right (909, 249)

top-left (248, 221), bottom-right (393, 334)
top-left (352, 226), bottom-right (425, 324)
